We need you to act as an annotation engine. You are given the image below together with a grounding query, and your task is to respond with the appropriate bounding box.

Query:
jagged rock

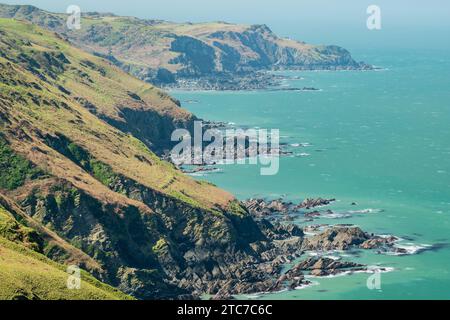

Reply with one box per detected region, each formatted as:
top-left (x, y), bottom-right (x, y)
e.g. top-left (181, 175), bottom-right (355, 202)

top-left (296, 257), bottom-right (363, 270)
top-left (303, 225), bottom-right (328, 234)
top-left (297, 198), bottom-right (335, 209)
top-left (302, 226), bottom-right (369, 251)
top-left (243, 198), bottom-right (298, 218)
top-left (268, 267), bottom-right (309, 292)
top-left (294, 257), bottom-right (365, 277)
top-left (244, 197), bottom-right (336, 220)
top-left (304, 210), bottom-right (321, 218)
top-left (257, 219), bottom-right (304, 240)
top-left (360, 236), bottom-right (398, 249)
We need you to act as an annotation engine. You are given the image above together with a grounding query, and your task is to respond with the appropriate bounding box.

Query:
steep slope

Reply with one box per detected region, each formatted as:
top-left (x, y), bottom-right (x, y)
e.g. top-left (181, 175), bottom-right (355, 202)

top-left (0, 18), bottom-right (278, 299)
top-left (0, 5), bottom-right (200, 153)
top-left (0, 191), bottom-right (105, 276)
top-left (0, 198), bottom-right (132, 300)
top-left (0, 4), bottom-right (371, 88)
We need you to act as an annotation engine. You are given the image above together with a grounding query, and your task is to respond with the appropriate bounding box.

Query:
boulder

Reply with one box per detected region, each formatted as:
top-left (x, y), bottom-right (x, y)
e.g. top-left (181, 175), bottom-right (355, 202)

top-left (297, 198), bottom-right (336, 209)
top-left (302, 226), bottom-right (370, 251)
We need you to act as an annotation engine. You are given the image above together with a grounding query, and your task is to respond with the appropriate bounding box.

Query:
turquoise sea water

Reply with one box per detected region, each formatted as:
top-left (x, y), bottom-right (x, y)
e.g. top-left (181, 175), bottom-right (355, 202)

top-left (171, 49), bottom-right (450, 299)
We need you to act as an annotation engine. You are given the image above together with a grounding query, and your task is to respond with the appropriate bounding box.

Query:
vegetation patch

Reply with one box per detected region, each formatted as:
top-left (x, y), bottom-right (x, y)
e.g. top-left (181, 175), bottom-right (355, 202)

top-left (45, 133), bottom-right (119, 187)
top-left (0, 236), bottom-right (133, 300)
top-left (152, 238), bottom-right (168, 254)
top-left (0, 136), bottom-right (43, 190)
top-left (0, 205), bottom-right (42, 251)
top-left (227, 200), bottom-right (248, 217)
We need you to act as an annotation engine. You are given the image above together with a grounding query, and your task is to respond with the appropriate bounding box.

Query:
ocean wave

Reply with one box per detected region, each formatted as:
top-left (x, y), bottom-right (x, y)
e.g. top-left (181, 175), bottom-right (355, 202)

top-left (296, 153), bottom-right (311, 157)
top-left (320, 213), bottom-right (352, 219)
top-left (294, 280), bottom-right (320, 290)
top-left (346, 208), bottom-right (384, 214)
top-left (387, 243), bottom-right (433, 256)
top-left (306, 266), bottom-right (394, 279)
top-left (366, 266), bottom-right (395, 273)
top-left (306, 249), bottom-right (347, 257)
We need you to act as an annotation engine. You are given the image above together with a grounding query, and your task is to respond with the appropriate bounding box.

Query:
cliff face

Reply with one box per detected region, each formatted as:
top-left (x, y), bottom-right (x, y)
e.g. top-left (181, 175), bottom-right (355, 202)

top-left (0, 4), bottom-right (371, 87)
top-left (203, 24), bottom-right (366, 72)
top-left (0, 18), bottom-right (294, 299)
top-left (0, 193), bottom-right (133, 300)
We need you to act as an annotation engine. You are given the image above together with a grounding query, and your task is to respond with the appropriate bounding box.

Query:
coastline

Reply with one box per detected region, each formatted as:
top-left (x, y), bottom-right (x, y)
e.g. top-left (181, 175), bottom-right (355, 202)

top-left (161, 65), bottom-right (375, 92)
top-left (170, 56), bottom-right (450, 298)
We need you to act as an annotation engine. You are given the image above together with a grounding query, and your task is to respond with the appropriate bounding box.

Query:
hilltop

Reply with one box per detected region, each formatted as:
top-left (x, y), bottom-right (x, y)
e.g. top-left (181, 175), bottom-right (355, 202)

top-left (0, 4), bottom-right (371, 89)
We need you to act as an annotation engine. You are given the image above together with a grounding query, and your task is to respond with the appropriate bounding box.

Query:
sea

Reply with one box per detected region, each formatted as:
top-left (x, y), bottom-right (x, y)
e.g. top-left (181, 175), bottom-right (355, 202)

top-left (171, 48), bottom-right (450, 299)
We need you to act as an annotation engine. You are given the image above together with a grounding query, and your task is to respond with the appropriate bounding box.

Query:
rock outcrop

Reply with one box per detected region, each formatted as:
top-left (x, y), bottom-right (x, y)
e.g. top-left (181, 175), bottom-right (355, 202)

top-left (297, 198), bottom-right (336, 210)
top-left (302, 226), bottom-right (370, 251)
top-left (294, 257), bottom-right (366, 277)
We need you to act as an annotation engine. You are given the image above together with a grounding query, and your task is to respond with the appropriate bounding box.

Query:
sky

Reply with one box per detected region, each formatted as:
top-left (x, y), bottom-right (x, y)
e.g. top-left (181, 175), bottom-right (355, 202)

top-left (2, 0), bottom-right (450, 52)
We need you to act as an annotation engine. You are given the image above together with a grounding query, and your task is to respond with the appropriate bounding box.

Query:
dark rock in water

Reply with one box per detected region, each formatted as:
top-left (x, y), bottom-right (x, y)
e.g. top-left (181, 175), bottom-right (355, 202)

top-left (243, 198), bottom-right (296, 218)
top-left (296, 257), bottom-right (363, 270)
top-left (243, 197), bottom-right (336, 219)
top-left (302, 226), bottom-right (370, 251)
top-left (294, 257), bottom-right (365, 277)
top-left (304, 210), bottom-right (321, 218)
top-left (268, 262), bottom-right (310, 292)
top-left (297, 198), bottom-right (336, 210)
top-left (310, 269), bottom-right (330, 277)
top-left (360, 236), bottom-right (398, 249)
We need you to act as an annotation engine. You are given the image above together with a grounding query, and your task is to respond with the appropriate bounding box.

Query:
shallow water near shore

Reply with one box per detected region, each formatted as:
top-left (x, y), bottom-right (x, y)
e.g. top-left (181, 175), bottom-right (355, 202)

top-left (171, 49), bottom-right (450, 299)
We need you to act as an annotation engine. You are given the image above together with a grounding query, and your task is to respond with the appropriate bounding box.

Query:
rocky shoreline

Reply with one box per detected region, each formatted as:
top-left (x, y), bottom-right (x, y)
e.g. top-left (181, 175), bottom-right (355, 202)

top-left (206, 197), bottom-right (437, 300)
top-left (160, 62), bottom-right (376, 91)
top-left (162, 72), bottom-right (323, 91)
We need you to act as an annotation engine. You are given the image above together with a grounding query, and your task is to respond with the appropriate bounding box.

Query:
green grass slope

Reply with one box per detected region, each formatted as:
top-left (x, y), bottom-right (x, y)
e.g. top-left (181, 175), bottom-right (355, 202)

top-left (0, 238), bottom-right (133, 300)
top-left (0, 204), bottom-right (132, 300)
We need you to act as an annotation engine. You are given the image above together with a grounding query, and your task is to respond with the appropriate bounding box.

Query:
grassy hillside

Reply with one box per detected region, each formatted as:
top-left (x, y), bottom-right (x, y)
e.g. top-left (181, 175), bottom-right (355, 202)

top-left (0, 202), bottom-right (132, 300)
top-left (0, 18), bottom-right (265, 299)
top-left (0, 238), bottom-right (132, 300)
top-left (0, 191), bottom-right (104, 274)
top-left (0, 18), bottom-right (232, 210)
top-left (0, 238), bottom-right (131, 300)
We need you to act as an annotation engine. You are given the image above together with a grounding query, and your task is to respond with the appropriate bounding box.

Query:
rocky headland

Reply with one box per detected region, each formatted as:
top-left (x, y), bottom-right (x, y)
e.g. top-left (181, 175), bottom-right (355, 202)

top-left (0, 3), bottom-right (374, 91)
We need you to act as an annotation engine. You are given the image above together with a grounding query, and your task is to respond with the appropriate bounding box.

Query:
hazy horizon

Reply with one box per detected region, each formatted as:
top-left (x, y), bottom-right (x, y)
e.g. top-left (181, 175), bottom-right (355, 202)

top-left (1, 0), bottom-right (450, 52)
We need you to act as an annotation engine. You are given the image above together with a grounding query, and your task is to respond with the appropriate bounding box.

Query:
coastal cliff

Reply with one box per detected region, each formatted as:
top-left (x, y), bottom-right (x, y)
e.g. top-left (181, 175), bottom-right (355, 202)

top-left (0, 18), bottom-right (308, 299)
top-left (0, 4), bottom-right (372, 90)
